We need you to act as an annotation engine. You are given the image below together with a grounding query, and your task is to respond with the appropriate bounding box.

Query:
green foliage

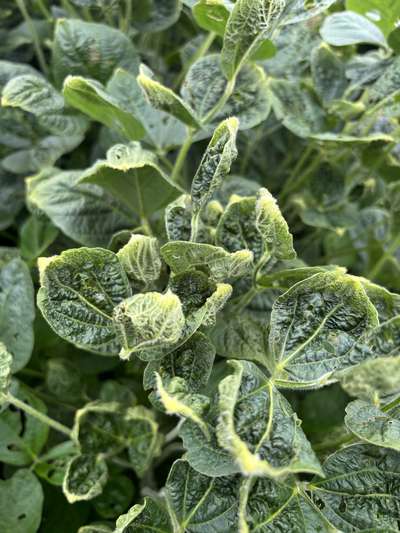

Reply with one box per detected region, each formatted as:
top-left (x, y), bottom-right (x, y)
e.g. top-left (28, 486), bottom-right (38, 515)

top-left (2, 0), bottom-right (400, 531)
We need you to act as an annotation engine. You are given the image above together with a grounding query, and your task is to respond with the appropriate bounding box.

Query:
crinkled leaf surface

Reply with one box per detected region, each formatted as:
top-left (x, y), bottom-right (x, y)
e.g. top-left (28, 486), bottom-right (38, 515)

top-left (63, 454), bottom-right (108, 503)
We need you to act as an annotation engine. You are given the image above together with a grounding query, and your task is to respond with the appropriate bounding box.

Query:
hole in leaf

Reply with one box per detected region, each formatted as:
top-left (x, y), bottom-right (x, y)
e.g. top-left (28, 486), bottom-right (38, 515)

top-left (18, 514), bottom-right (26, 521)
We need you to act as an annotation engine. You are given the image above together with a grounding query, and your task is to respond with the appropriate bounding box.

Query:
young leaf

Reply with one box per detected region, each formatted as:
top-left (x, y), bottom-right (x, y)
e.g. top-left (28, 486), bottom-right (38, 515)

top-left (117, 235), bottom-right (162, 289)
top-left (79, 142), bottom-right (182, 217)
top-left (63, 76), bottom-right (146, 141)
top-left (165, 194), bottom-right (192, 242)
top-left (113, 291), bottom-right (186, 360)
top-left (217, 360), bottom-right (323, 477)
top-left (52, 19), bottom-right (139, 87)
top-left (161, 241), bottom-right (253, 281)
top-left (63, 454), bottom-right (108, 503)
top-left (0, 469), bottom-right (44, 533)
top-left (27, 169), bottom-right (135, 248)
top-left (37, 248), bottom-right (131, 355)
top-left (270, 272), bottom-right (379, 387)
top-left (191, 117), bottom-right (239, 218)
top-left (137, 67), bottom-right (200, 128)
top-left (345, 400), bottom-right (400, 451)
top-left (221, 0), bottom-right (287, 79)
top-left (0, 249), bottom-right (35, 372)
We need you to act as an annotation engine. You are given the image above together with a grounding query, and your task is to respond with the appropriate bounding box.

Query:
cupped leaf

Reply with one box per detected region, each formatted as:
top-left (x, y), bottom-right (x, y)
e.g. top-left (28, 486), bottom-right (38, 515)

top-left (63, 454), bottom-right (108, 503)
top-left (0, 469), bottom-right (44, 533)
top-left (217, 360), bottom-right (323, 477)
top-left (27, 169), bottom-right (135, 248)
top-left (113, 291), bottom-right (186, 360)
top-left (37, 248), bottom-right (131, 355)
top-left (182, 55), bottom-right (271, 131)
top-left (114, 498), bottom-right (172, 533)
top-left (191, 117), bottom-right (239, 218)
top-left (311, 444), bottom-right (400, 531)
top-left (161, 241), bottom-right (253, 281)
top-left (270, 272), bottom-right (379, 388)
top-left (79, 142), bottom-right (182, 217)
top-left (52, 19), bottom-right (139, 87)
top-left (221, 0), bottom-right (287, 79)
top-left (138, 67), bottom-right (200, 128)
top-left (0, 249), bottom-right (35, 372)
top-left (117, 235), bottom-right (161, 289)
top-left (345, 399), bottom-right (400, 451)
top-left (63, 76), bottom-right (145, 141)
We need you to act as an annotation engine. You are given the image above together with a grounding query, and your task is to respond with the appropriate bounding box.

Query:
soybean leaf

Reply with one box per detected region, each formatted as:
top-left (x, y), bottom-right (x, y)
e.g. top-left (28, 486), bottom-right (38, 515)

top-left (52, 19), bottom-right (139, 87)
top-left (345, 400), bottom-right (400, 451)
top-left (114, 498), bottom-right (172, 533)
top-left (131, 0), bottom-right (182, 32)
top-left (79, 142), bottom-right (182, 217)
top-left (35, 441), bottom-right (78, 487)
top-left (63, 76), bottom-right (146, 141)
top-left (63, 454), bottom-right (108, 503)
top-left (283, 0), bottom-right (337, 25)
top-left (0, 171), bottom-right (24, 231)
top-left (311, 444), bottom-right (400, 531)
top-left (37, 247), bottom-right (131, 355)
top-left (0, 469), bottom-right (44, 533)
top-left (269, 272), bottom-right (379, 388)
top-left (137, 67), bottom-right (200, 128)
top-left (116, 234), bottom-right (162, 289)
top-left (346, 0), bottom-right (400, 38)
top-left (0, 249), bottom-right (35, 372)
top-left (311, 44), bottom-right (347, 104)
top-left (161, 241), bottom-right (254, 281)
top-left (193, 0), bottom-right (233, 36)
top-left (320, 12), bottom-right (388, 48)
top-left (182, 55), bottom-right (271, 131)
top-left (27, 169), bottom-right (135, 248)
top-left (217, 360), bottom-right (323, 477)
top-left (221, 0), bottom-right (287, 80)
top-left (191, 117), bottom-right (239, 218)
top-left (93, 474), bottom-right (134, 520)
top-left (0, 343), bottom-right (12, 400)
top-left (20, 216), bottom-right (58, 265)
top-left (165, 194), bottom-right (192, 242)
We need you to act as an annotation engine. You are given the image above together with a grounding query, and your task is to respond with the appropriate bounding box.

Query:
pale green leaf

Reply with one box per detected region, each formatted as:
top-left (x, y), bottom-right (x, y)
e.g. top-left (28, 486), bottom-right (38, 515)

top-left (117, 235), bottom-right (162, 289)
top-left (346, 0), bottom-right (400, 38)
top-left (320, 12), bottom-right (387, 48)
top-left (0, 343), bottom-right (12, 400)
top-left (165, 194), bottom-right (192, 242)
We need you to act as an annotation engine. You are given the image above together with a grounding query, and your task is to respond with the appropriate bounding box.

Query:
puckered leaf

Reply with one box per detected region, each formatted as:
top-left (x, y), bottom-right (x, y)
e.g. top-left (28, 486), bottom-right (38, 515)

top-left (114, 498), bottom-right (172, 533)
top-left (113, 291), bottom-right (185, 360)
top-left (270, 272), bottom-right (379, 388)
top-left (37, 248), bottom-right (131, 355)
top-left (27, 169), bottom-right (134, 247)
top-left (221, 0), bottom-right (287, 79)
top-left (63, 454), bottom-right (108, 503)
top-left (217, 360), bottom-right (323, 477)
top-left (63, 76), bottom-right (145, 141)
top-left (117, 235), bottom-right (162, 289)
top-left (191, 117), bottom-right (238, 221)
top-left (345, 399), bottom-right (400, 451)
top-left (79, 142), bottom-right (182, 218)
top-left (52, 19), bottom-right (139, 87)
top-left (1, 74), bottom-right (64, 115)
top-left (182, 55), bottom-right (271, 131)
top-left (311, 444), bottom-right (400, 531)
top-left (0, 469), bottom-right (44, 533)
top-left (165, 194), bottom-right (192, 242)
top-left (161, 241), bottom-right (253, 281)
top-left (0, 249), bottom-right (35, 372)
top-left (193, 0), bottom-right (233, 36)
top-left (138, 67), bottom-right (200, 128)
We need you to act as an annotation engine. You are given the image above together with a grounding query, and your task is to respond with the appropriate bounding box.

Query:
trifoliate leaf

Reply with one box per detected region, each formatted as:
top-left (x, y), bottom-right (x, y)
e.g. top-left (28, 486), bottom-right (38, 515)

top-left (117, 235), bottom-right (162, 289)
top-left (161, 241), bottom-right (254, 281)
top-left (63, 454), bottom-right (108, 503)
top-left (27, 169), bottom-right (135, 248)
top-left (182, 55), bottom-right (271, 131)
top-left (52, 19), bottom-right (139, 87)
top-left (191, 117), bottom-right (239, 218)
top-left (79, 142), bottom-right (182, 217)
top-left (63, 76), bottom-right (145, 141)
top-left (0, 469), bottom-right (44, 533)
top-left (37, 248), bottom-right (131, 355)
top-left (270, 272), bottom-right (379, 388)
top-left (113, 291), bottom-right (186, 360)
top-left (217, 360), bottom-right (323, 477)
top-left (0, 249), bottom-right (35, 372)
top-left (345, 399), bottom-right (400, 451)
top-left (137, 67), bottom-right (200, 129)
top-left (221, 0), bottom-right (287, 79)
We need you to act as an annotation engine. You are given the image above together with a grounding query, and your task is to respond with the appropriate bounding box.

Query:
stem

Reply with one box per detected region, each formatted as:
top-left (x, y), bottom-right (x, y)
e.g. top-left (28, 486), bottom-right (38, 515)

top-left (61, 0), bottom-right (80, 18)
top-left (171, 129), bottom-right (194, 185)
top-left (382, 394), bottom-right (400, 413)
top-left (5, 393), bottom-right (73, 438)
top-left (190, 212), bottom-right (201, 242)
top-left (367, 232), bottom-right (400, 281)
top-left (279, 145), bottom-right (315, 202)
top-left (313, 431), bottom-right (354, 453)
top-left (15, 0), bottom-right (49, 77)
top-left (203, 77), bottom-right (236, 125)
top-left (35, 0), bottom-right (52, 20)
top-left (174, 32), bottom-right (216, 90)
top-left (123, 0), bottom-right (132, 33)
top-left (165, 420), bottom-right (184, 443)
